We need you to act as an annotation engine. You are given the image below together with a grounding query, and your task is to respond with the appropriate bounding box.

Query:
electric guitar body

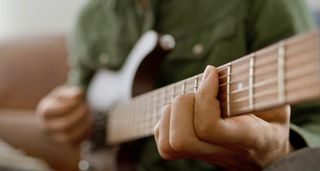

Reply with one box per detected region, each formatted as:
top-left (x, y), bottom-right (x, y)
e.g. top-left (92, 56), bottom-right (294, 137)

top-left (83, 30), bottom-right (320, 171)
top-left (85, 31), bottom-right (170, 171)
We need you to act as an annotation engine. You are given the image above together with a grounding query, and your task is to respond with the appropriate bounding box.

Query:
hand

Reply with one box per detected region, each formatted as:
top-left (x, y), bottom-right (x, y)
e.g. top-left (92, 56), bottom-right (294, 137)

top-left (36, 86), bottom-right (92, 145)
top-left (154, 66), bottom-right (293, 170)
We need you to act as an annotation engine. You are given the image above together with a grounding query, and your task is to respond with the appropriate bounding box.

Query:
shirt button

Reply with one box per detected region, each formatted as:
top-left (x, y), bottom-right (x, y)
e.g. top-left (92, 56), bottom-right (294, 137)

top-left (160, 34), bottom-right (175, 50)
top-left (99, 53), bottom-right (109, 65)
top-left (192, 43), bottom-right (204, 56)
top-left (78, 159), bottom-right (90, 171)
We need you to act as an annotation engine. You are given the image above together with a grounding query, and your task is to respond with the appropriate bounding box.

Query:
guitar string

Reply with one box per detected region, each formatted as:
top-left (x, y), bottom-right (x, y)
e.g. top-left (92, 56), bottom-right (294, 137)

top-left (110, 60), bottom-right (319, 139)
top-left (217, 43), bottom-right (317, 80)
top-left (109, 44), bottom-right (318, 123)
top-left (110, 83), bottom-right (318, 142)
top-left (108, 32), bottom-right (320, 140)
top-left (131, 52), bottom-right (317, 108)
top-left (127, 43), bottom-right (317, 105)
top-left (109, 74), bottom-right (319, 141)
top-left (215, 34), bottom-right (316, 75)
top-left (111, 70), bottom-right (318, 131)
top-left (119, 79), bottom-right (317, 129)
top-left (218, 49), bottom-right (316, 87)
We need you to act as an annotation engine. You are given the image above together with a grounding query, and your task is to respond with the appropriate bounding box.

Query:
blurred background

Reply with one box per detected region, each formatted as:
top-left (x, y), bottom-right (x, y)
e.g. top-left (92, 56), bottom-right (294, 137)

top-left (0, 0), bottom-right (319, 41)
top-left (0, 1), bottom-right (319, 171)
top-left (0, 0), bottom-right (88, 40)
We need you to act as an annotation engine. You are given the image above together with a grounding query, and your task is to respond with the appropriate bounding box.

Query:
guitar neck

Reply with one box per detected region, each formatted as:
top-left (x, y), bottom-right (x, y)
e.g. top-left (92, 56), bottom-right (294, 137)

top-left (107, 30), bottom-right (320, 144)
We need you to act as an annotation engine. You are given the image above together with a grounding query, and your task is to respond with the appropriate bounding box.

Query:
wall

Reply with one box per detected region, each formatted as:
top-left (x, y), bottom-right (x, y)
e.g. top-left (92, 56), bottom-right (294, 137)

top-left (0, 0), bottom-right (88, 40)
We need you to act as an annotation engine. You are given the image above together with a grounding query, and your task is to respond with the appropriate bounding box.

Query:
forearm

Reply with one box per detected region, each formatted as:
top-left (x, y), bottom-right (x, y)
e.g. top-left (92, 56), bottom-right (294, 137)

top-left (0, 109), bottom-right (80, 171)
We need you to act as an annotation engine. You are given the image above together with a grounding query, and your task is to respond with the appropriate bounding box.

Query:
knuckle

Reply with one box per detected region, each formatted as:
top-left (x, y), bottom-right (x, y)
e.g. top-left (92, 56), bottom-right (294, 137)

top-left (55, 121), bottom-right (72, 132)
top-left (173, 94), bottom-right (187, 106)
top-left (158, 142), bottom-right (171, 155)
top-left (169, 133), bottom-right (188, 153)
top-left (153, 123), bottom-right (160, 136)
top-left (159, 151), bottom-right (175, 160)
top-left (196, 88), bottom-right (206, 99)
top-left (162, 104), bottom-right (171, 113)
top-left (194, 121), bottom-right (212, 140)
top-left (54, 133), bottom-right (72, 144)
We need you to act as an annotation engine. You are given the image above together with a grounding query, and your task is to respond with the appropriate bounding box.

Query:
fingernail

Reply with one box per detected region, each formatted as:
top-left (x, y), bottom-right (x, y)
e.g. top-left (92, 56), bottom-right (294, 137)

top-left (203, 65), bottom-right (212, 80)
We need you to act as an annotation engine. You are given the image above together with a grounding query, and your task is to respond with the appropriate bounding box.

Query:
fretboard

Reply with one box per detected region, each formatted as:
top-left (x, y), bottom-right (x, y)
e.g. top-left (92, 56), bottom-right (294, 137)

top-left (107, 30), bottom-right (320, 144)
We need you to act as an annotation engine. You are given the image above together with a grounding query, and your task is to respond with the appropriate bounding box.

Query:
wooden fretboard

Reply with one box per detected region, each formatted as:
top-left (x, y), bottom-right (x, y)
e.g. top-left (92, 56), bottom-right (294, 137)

top-left (107, 30), bottom-right (320, 144)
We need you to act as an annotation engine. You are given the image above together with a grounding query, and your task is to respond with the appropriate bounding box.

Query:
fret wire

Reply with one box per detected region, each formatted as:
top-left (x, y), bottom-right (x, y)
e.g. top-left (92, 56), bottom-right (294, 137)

top-left (278, 41), bottom-right (286, 103)
top-left (224, 81), bottom-right (319, 115)
top-left (220, 70), bottom-right (318, 107)
top-left (113, 34), bottom-right (318, 120)
top-left (163, 88), bottom-right (168, 106)
top-left (317, 31), bottom-right (320, 86)
top-left (114, 62), bottom-right (318, 130)
top-left (227, 77), bottom-right (276, 96)
top-left (132, 98), bottom-right (137, 135)
top-left (181, 80), bottom-right (186, 94)
top-left (114, 68), bottom-right (319, 141)
top-left (129, 43), bottom-right (317, 105)
top-left (131, 54), bottom-right (316, 119)
top-left (222, 83), bottom-right (317, 113)
top-left (222, 63), bottom-right (315, 102)
top-left (124, 31), bottom-right (317, 107)
top-left (126, 77), bottom-right (319, 129)
top-left (146, 95), bottom-right (150, 130)
top-left (152, 91), bottom-right (157, 126)
top-left (171, 84), bottom-right (175, 101)
top-left (226, 63), bottom-right (232, 117)
top-left (218, 42), bottom-right (316, 79)
top-left (249, 53), bottom-right (255, 111)
top-left (218, 51), bottom-right (317, 88)
top-left (194, 74), bottom-right (199, 92)
top-left (219, 62), bottom-right (276, 86)
top-left (108, 33), bottom-right (320, 144)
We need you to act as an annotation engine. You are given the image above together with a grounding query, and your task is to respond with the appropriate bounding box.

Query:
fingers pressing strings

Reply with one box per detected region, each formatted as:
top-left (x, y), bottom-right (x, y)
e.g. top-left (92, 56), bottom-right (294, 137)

top-left (154, 105), bottom-right (181, 160)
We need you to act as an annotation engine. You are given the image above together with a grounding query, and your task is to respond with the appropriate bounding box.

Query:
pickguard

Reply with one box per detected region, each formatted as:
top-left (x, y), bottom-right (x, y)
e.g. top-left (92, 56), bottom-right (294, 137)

top-left (85, 31), bottom-right (170, 171)
top-left (87, 31), bottom-right (159, 112)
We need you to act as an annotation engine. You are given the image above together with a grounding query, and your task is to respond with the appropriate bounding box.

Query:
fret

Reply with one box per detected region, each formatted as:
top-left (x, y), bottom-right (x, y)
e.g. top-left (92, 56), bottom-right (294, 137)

top-left (226, 62), bottom-right (232, 117)
top-left (161, 89), bottom-right (165, 107)
top-left (181, 80), bottom-right (186, 94)
top-left (194, 74), bottom-right (199, 93)
top-left (152, 91), bottom-right (157, 127)
top-left (132, 99), bottom-right (138, 136)
top-left (318, 31), bottom-right (320, 85)
top-left (107, 30), bottom-right (320, 144)
top-left (171, 84), bottom-right (176, 101)
top-left (277, 41), bottom-right (286, 104)
top-left (145, 95), bottom-right (149, 128)
top-left (248, 53), bottom-right (255, 111)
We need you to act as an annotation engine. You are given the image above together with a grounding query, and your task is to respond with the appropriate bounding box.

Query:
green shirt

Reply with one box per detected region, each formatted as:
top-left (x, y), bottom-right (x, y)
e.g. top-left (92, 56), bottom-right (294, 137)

top-left (67, 0), bottom-right (320, 170)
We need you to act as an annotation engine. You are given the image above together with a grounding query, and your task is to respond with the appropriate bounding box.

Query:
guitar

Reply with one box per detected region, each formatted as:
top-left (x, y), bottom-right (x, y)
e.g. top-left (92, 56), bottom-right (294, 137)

top-left (84, 30), bottom-right (320, 171)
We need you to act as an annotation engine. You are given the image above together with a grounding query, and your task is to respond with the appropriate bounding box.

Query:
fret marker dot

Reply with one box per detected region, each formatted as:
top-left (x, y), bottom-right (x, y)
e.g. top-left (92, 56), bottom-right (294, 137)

top-left (237, 83), bottom-right (243, 90)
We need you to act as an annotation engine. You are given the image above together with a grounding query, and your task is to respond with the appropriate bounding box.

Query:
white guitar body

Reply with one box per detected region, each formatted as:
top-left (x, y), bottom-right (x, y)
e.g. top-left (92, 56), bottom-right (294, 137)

top-left (83, 31), bottom-right (166, 171)
top-left (87, 31), bottom-right (158, 112)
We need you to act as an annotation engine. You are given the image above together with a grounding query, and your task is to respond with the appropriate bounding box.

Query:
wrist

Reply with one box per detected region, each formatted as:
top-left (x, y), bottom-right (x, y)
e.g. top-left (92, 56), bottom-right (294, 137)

top-left (89, 111), bottom-right (107, 151)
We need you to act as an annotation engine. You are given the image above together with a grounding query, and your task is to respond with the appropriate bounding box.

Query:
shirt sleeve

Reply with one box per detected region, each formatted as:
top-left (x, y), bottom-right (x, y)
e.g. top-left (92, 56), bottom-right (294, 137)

top-left (65, 2), bottom-right (96, 90)
top-left (247, 0), bottom-right (320, 149)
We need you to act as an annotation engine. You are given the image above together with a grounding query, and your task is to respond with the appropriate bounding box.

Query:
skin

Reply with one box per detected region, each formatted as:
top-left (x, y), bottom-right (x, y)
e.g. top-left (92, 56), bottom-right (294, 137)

top-left (37, 66), bottom-right (293, 170)
top-left (0, 111), bottom-right (80, 171)
top-left (36, 86), bottom-right (92, 145)
top-left (153, 65), bottom-right (294, 170)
